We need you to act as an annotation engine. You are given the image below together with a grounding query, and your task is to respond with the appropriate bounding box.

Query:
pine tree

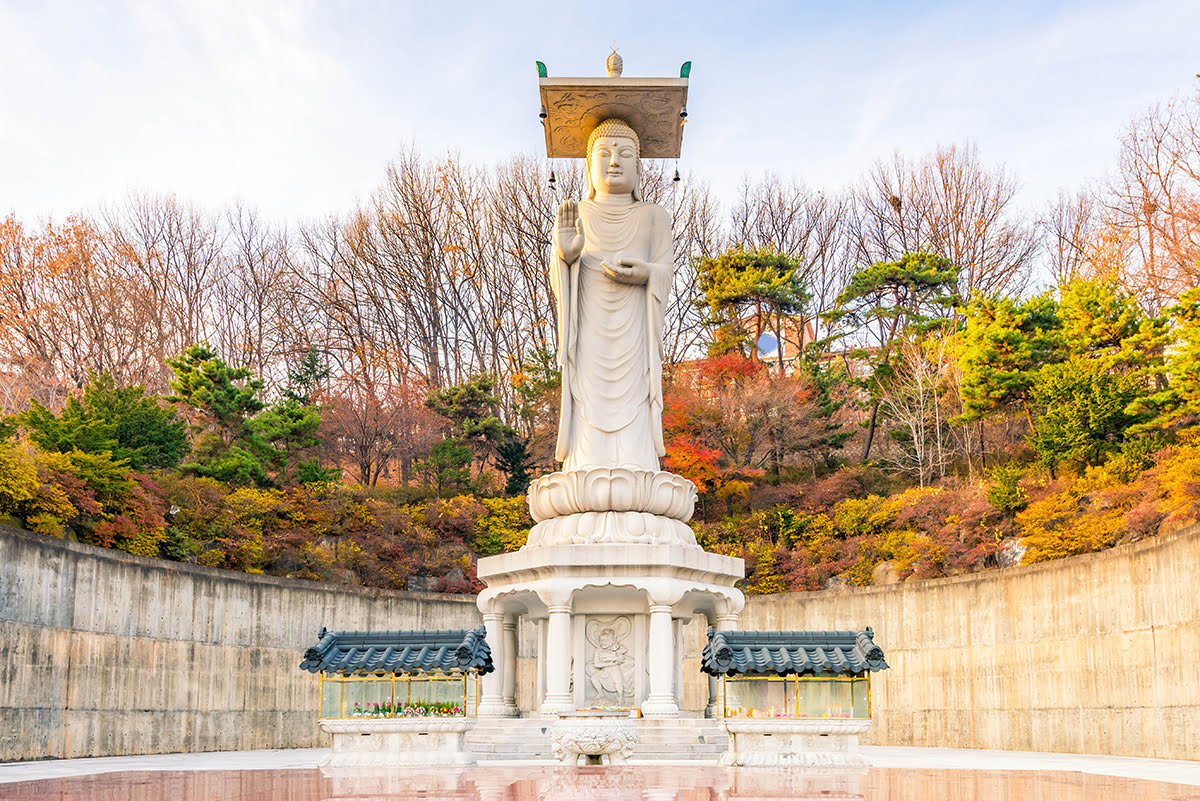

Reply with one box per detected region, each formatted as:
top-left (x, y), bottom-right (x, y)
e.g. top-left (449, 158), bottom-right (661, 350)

top-left (696, 245), bottom-right (811, 370)
top-left (167, 344), bottom-right (270, 486)
top-left (825, 252), bottom-right (960, 461)
top-left (959, 292), bottom-right (1062, 428)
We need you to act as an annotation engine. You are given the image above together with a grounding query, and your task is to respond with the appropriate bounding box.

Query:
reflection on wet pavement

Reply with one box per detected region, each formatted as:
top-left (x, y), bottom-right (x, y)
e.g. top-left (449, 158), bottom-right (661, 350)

top-left (2, 766), bottom-right (1199, 801)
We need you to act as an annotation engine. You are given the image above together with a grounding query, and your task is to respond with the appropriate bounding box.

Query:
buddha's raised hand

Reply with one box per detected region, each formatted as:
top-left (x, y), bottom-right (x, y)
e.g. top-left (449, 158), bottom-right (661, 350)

top-left (555, 200), bottom-right (585, 264)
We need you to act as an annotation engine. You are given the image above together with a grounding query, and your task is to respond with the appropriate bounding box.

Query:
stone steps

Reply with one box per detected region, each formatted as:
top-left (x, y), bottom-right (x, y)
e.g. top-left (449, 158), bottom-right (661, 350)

top-left (466, 717), bottom-right (729, 761)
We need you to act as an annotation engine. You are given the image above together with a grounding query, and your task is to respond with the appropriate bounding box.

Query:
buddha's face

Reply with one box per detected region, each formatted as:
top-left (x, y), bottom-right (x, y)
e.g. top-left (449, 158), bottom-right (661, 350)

top-left (589, 135), bottom-right (639, 196)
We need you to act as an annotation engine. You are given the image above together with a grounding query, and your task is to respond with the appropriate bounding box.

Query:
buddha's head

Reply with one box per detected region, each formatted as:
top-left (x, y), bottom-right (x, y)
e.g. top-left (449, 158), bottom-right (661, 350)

top-left (585, 118), bottom-right (642, 200)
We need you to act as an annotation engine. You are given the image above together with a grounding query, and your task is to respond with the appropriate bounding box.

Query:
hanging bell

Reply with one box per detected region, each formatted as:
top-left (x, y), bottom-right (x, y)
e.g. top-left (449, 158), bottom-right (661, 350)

top-left (673, 169), bottom-right (681, 183)
top-left (548, 170), bottom-right (557, 191)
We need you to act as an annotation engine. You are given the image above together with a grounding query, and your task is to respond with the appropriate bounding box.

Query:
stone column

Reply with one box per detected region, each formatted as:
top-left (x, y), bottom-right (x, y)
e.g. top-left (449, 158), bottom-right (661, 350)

top-left (641, 604), bottom-right (679, 717)
top-left (477, 610), bottom-right (508, 717)
top-left (706, 612), bottom-right (739, 718)
top-left (540, 604), bottom-right (574, 716)
top-left (502, 616), bottom-right (519, 715)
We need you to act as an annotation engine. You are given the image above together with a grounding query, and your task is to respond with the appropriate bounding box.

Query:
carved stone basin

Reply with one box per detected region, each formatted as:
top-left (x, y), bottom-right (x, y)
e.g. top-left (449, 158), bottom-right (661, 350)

top-left (551, 712), bottom-right (639, 765)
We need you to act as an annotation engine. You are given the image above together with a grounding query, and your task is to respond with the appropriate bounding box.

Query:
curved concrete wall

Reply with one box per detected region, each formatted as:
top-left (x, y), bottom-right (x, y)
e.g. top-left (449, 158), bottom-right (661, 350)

top-left (741, 521), bottom-right (1200, 761)
top-left (2, 521), bottom-right (1198, 761)
top-left (0, 525), bottom-right (480, 761)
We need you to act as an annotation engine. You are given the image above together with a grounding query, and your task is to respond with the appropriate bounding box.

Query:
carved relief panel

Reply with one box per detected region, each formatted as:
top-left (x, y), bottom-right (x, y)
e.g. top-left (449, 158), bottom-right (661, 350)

top-left (574, 614), bottom-right (645, 708)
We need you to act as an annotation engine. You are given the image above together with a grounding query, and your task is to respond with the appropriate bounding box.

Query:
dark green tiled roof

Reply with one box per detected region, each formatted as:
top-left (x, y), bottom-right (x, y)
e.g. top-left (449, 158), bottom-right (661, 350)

top-left (300, 626), bottom-right (494, 676)
top-left (701, 628), bottom-right (888, 677)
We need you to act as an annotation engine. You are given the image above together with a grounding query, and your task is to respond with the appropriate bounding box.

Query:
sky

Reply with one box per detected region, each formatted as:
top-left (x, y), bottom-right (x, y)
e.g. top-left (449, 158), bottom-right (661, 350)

top-left (1, 0), bottom-right (1198, 225)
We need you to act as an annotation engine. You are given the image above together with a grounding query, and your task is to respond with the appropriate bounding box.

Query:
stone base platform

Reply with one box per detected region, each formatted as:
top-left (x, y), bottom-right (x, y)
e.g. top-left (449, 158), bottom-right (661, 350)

top-left (719, 719), bottom-right (871, 767)
top-left (319, 718), bottom-right (476, 767)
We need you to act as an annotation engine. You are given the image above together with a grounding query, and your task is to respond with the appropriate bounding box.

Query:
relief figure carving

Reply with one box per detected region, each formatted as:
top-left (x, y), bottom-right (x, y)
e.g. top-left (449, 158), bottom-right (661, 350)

top-left (585, 617), bottom-right (635, 705)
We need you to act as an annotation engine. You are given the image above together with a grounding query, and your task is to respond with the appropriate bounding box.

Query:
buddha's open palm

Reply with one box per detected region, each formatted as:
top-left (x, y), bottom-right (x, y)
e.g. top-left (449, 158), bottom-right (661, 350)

top-left (556, 201), bottom-right (584, 264)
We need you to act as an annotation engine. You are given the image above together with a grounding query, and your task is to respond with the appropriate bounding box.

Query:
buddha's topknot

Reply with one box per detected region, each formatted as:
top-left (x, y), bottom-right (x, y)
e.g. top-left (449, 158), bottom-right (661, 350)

top-left (586, 118), bottom-right (640, 154)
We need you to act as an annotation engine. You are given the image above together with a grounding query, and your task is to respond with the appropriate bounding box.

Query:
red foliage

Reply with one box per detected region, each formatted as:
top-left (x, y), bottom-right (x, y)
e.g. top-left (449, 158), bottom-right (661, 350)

top-left (664, 437), bottom-right (724, 494)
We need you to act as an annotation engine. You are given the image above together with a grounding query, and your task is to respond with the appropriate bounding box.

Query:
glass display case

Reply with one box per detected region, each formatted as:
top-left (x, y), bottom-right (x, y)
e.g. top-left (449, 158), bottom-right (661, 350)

top-left (719, 673), bottom-right (870, 719)
top-left (319, 671), bottom-right (480, 719)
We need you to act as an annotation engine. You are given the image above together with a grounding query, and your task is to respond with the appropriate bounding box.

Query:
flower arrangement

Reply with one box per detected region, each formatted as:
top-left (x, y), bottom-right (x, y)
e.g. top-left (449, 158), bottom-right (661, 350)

top-left (350, 701), bottom-right (465, 717)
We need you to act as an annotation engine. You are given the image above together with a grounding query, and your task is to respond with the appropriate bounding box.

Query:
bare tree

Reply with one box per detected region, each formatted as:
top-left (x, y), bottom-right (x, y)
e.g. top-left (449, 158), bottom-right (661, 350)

top-left (847, 143), bottom-right (1037, 303)
top-left (100, 193), bottom-right (226, 389)
top-left (876, 334), bottom-right (957, 487)
top-left (1039, 190), bottom-right (1097, 287)
top-left (322, 372), bottom-right (441, 486)
top-left (729, 174), bottom-right (852, 345)
top-left (212, 203), bottom-right (299, 390)
top-left (1102, 84), bottom-right (1200, 312)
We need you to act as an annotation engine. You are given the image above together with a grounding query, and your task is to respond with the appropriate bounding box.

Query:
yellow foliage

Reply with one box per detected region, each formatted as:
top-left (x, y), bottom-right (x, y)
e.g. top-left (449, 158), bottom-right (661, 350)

top-left (23, 484), bottom-right (76, 537)
top-left (717, 480), bottom-right (752, 501)
top-left (747, 575), bottom-right (786, 595)
top-left (1018, 486), bottom-right (1123, 564)
top-left (478, 496), bottom-right (530, 553)
top-left (120, 526), bottom-right (168, 558)
top-left (0, 442), bottom-right (39, 513)
top-left (233, 534), bottom-right (267, 574)
top-left (225, 487), bottom-right (287, 521)
top-left (196, 549), bottom-right (225, 568)
top-left (298, 541), bottom-right (336, 580)
top-left (334, 540), bottom-right (365, 571)
top-left (24, 513), bottom-right (65, 538)
top-left (1156, 442), bottom-right (1200, 527)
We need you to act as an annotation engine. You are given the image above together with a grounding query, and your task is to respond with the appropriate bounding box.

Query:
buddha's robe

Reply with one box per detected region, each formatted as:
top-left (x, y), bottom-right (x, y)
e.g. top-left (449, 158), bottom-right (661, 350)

top-left (550, 199), bottom-right (674, 471)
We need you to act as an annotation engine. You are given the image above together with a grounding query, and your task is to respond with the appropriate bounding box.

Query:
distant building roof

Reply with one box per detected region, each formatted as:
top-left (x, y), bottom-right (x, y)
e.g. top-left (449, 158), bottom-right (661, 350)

top-left (701, 628), bottom-right (888, 677)
top-left (300, 626), bottom-right (494, 676)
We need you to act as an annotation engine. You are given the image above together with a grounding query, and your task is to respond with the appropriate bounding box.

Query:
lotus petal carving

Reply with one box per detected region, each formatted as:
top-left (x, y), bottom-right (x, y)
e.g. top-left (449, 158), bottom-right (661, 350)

top-left (527, 468), bottom-right (696, 523)
top-left (525, 511), bottom-right (698, 548)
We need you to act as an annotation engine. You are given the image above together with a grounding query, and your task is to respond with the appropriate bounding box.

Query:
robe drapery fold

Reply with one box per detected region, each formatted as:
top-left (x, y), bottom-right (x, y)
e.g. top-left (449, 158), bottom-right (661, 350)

top-left (550, 199), bottom-right (673, 471)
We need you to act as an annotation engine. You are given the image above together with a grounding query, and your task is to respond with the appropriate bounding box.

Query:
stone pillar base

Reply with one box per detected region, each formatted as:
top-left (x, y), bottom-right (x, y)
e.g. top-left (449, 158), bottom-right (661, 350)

top-left (640, 696), bottom-right (680, 718)
top-left (477, 702), bottom-right (519, 718)
top-left (539, 695), bottom-right (575, 717)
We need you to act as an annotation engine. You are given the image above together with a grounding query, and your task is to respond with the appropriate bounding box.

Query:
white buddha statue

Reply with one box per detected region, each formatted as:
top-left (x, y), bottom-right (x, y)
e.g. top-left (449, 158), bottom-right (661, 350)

top-left (550, 118), bottom-right (674, 473)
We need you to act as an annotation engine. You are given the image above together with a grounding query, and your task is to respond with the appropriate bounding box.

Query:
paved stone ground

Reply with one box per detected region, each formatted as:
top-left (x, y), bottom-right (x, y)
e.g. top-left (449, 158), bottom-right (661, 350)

top-left (0, 746), bottom-right (1197, 786)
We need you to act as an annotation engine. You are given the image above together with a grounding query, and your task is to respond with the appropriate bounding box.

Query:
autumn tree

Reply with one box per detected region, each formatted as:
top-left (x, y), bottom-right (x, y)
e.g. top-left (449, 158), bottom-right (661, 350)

top-left (322, 374), bottom-right (441, 486)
